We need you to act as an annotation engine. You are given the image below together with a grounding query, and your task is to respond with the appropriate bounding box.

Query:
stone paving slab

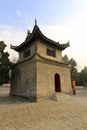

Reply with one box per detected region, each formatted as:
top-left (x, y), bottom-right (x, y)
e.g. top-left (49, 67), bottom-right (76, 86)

top-left (0, 87), bottom-right (87, 130)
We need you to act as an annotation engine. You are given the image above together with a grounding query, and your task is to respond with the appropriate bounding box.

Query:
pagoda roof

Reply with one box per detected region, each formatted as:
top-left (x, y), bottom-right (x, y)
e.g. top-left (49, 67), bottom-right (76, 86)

top-left (11, 22), bottom-right (70, 52)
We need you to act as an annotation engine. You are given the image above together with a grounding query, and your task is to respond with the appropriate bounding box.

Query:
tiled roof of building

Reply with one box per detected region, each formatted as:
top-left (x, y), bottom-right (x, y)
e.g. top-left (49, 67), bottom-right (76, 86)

top-left (11, 22), bottom-right (70, 52)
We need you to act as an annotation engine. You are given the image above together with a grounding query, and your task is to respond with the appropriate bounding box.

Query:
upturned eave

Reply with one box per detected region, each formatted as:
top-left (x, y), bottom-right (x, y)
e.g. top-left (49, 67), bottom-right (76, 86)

top-left (11, 24), bottom-right (70, 52)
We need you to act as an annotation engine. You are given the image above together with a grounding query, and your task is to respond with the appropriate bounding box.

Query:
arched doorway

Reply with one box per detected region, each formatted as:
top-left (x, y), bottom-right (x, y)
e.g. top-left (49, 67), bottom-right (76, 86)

top-left (55, 73), bottom-right (61, 92)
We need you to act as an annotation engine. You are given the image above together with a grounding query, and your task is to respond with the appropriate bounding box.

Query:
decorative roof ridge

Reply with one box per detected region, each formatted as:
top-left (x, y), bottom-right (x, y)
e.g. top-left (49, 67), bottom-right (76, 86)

top-left (30, 25), bottom-right (70, 50)
top-left (58, 41), bottom-right (70, 49)
top-left (10, 44), bottom-right (18, 51)
top-left (25, 30), bottom-right (31, 41)
top-left (11, 20), bottom-right (70, 51)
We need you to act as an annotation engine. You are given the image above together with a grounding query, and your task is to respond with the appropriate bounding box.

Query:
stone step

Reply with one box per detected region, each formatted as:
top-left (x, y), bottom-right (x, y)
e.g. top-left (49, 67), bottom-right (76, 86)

top-left (55, 92), bottom-right (71, 100)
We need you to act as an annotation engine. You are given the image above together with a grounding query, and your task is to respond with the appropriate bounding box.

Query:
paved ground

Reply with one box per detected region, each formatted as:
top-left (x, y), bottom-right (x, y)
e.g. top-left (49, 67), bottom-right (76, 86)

top-left (0, 86), bottom-right (87, 130)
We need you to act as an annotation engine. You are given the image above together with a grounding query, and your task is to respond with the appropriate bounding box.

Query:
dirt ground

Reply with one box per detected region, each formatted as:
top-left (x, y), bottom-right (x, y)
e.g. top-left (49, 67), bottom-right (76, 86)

top-left (0, 86), bottom-right (87, 130)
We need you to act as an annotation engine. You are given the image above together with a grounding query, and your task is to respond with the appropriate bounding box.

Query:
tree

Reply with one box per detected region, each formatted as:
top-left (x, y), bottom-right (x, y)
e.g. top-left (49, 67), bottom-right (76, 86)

top-left (63, 55), bottom-right (87, 87)
top-left (69, 58), bottom-right (78, 80)
top-left (63, 55), bottom-right (78, 81)
top-left (62, 55), bottom-right (69, 64)
top-left (0, 41), bottom-right (12, 85)
top-left (79, 66), bottom-right (87, 87)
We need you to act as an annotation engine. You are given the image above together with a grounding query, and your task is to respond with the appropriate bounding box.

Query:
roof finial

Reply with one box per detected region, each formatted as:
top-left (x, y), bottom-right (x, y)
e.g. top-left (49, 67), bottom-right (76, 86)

top-left (35, 19), bottom-right (37, 25)
top-left (27, 30), bottom-right (30, 35)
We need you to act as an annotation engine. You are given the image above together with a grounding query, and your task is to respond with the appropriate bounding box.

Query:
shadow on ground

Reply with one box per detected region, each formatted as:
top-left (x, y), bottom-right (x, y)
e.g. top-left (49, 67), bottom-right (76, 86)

top-left (0, 86), bottom-right (32, 104)
top-left (0, 95), bottom-right (32, 104)
top-left (0, 86), bottom-right (87, 104)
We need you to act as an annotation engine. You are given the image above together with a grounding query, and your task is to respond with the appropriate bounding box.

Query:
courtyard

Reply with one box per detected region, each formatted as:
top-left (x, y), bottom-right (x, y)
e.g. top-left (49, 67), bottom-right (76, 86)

top-left (0, 85), bottom-right (87, 130)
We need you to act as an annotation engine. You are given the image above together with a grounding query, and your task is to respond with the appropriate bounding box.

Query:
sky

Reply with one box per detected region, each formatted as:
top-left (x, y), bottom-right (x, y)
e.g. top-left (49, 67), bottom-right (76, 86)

top-left (0, 0), bottom-right (87, 70)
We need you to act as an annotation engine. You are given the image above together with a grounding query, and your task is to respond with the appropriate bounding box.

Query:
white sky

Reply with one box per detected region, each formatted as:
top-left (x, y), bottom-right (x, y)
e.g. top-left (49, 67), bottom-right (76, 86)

top-left (0, 0), bottom-right (87, 70)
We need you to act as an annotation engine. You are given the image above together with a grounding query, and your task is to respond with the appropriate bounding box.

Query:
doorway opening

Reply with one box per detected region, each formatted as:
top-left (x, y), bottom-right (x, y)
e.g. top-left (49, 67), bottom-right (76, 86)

top-left (55, 73), bottom-right (61, 92)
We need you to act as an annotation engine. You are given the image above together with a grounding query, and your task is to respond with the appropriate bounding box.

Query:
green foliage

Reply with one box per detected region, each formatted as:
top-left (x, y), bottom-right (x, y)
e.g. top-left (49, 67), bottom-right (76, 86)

top-left (79, 66), bottom-right (87, 87)
top-left (69, 58), bottom-right (77, 80)
top-left (0, 41), bottom-right (6, 51)
top-left (63, 55), bottom-right (78, 81)
top-left (0, 41), bottom-right (12, 85)
top-left (62, 55), bottom-right (69, 64)
top-left (63, 55), bottom-right (87, 87)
